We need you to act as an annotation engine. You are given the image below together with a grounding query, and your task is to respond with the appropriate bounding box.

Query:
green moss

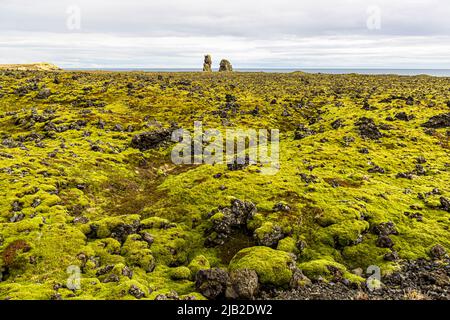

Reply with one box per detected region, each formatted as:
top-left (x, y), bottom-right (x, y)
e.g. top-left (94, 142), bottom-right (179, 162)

top-left (277, 237), bottom-right (298, 254)
top-left (169, 266), bottom-right (192, 280)
top-left (229, 246), bottom-right (294, 287)
top-left (121, 235), bottom-right (155, 272)
top-left (0, 70), bottom-right (449, 299)
top-left (298, 258), bottom-right (364, 284)
top-left (188, 255), bottom-right (211, 276)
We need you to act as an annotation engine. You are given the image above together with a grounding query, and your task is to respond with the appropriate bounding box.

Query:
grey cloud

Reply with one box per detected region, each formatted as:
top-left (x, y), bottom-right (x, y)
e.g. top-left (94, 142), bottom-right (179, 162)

top-left (0, 0), bottom-right (449, 68)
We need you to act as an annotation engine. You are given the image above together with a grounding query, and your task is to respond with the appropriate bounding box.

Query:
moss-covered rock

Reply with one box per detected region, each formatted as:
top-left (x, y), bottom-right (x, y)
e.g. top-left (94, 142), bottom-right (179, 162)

top-left (229, 246), bottom-right (295, 287)
top-left (188, 255), bottom-right (211, 276)
top-left (170, 266), bottom-right (192, 280)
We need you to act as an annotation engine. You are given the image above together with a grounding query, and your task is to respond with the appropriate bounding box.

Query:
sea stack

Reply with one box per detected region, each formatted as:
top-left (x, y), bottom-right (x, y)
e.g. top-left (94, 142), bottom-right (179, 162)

top-left (219, 59), bottom-right (233, 72)
top-left (203, 55), bottom-right (212, 72)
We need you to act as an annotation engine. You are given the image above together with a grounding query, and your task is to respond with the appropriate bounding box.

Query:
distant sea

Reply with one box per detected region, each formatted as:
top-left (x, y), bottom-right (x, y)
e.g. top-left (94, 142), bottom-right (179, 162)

top-left (66, 68), bottom-right (450, 77)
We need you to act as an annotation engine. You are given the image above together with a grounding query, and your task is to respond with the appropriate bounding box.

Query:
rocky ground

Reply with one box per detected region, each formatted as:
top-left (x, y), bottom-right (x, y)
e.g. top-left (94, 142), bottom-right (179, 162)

top-left (266, 258), bottom-right (450, 300)
top-left (0, 70), bottom-right (449, 300)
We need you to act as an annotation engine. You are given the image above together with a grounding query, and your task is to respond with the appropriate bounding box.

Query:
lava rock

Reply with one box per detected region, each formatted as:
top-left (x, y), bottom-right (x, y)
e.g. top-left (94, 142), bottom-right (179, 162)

top-left (376, 235), bottom-right (394, 248)
top-left (430, 245), bottom-right (447, 259)
top-left (294, 124), bottom-right (316, 140)
top-left (331, 119), bottom-right (344, 129)
top-left (195, 268), bottom-right (230, 299)
top-left (422, 113), bottom-right (450, 128)
top-left (273, 202), bottom-right (291, 212)
top-left (141, 232), bottom-right (154, 246)
top-left (368, 165), bottom-right (385, 174)
top-left (36, 88), bottom-right (52, 99)
top-left (372, 221), bottom-right (398, 236)
top-left (225, 269), bottom-right (259, 299)
top-left (203, 55), bottom-right (212, 72)
top-left (254, 224), bottom-right (284, 248)
top-left (129, 285), bottom-right (145, 299)
top-left (355, 117), bottom-right (382, 140)
top-left (290, 268), bottom-right (312, 288)
top-left (131, 128), bottom-right (172, 151)
top-left (440, 197), bottom-right (450, 212)
top-left (384, 251), bottom-right (399, 261)
top-left (205, 199), bottom-right (257, 247)
top-left (219, 59), bottom-right (233, 72)
top-left (395, 112), bottom-right (415, 121)
top-left (110, 221), bottom-right (140, 243)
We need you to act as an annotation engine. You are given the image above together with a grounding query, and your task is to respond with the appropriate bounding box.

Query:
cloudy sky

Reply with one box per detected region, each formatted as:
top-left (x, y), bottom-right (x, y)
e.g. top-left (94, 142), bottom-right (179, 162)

top-left (0, 0), bottom-right (449, 69)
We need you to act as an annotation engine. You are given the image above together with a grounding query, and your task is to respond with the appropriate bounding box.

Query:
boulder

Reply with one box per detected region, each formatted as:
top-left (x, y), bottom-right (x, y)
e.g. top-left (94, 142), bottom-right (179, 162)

top-left (130, 128), bottom-right (172, 151)
top-left (205, 199), bottom-right (257, 247)
top-left (440, 197), bottom-right (450, 212)
top-left (36, 88), bottom-right (51, 99)
top-left (430, 244), bottom-right (447, 259)
top-left (229, 246), bottom-right (295, 287)
top-left (203, 55), bottom-right (212, 72)
top-left (253, 222), bottom-right (285, 248)
top-left (376, 235), bottom-right (394, 248)
top-left (422, 113), bottom-right (450, 128)
top-left (355, 117), bottom-right (383, 140)
top-left (219, 59), bottom-right (233, 72)
top-left (195, 268), bottom-right (229, 299)
top-left (225, 269), bottom-right (259, 299)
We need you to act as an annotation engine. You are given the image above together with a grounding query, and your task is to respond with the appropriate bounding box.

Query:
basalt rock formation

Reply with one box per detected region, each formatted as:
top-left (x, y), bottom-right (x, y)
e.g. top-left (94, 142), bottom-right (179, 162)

top-left (219, 59), bottom-right (233, 72)
top-left (203, 55), bottom-right (212, 72)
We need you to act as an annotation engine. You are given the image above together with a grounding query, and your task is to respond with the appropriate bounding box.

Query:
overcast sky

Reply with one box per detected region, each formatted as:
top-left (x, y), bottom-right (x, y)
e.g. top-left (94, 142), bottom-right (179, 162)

top-left (0, 0), bottom-right (449, 69)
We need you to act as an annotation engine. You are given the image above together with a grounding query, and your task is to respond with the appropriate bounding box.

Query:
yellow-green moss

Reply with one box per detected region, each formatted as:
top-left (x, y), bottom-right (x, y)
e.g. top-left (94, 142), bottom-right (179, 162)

top-left (229, 246), bottom-right (294, 287)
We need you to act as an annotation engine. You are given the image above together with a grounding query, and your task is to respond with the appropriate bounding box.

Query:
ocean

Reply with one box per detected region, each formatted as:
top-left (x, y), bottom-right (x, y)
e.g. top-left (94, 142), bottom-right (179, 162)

top-left (65, 68), bottom-right (450, 77)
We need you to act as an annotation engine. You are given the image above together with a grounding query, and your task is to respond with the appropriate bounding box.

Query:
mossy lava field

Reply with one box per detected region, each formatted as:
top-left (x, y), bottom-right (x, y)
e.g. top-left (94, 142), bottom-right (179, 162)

top-left (0, 69), bottom-right (449, 300)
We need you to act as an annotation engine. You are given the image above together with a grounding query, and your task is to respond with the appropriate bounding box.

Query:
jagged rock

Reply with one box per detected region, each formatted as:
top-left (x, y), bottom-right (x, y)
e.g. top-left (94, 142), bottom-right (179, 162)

top-left (130, 128), bottom-right (172, 151)
top-left (203, 55), bottom-right (212, 72)
top-left (225, 269), bottom-right (259, 299)
top-left (129, 285), bottom-right (145, 299)
top-left (395, 112), bottom-right (415, 121)
top-left (355, 117), bottom-right (382, 140)
top-left (96, 264), bottom-right (114, 276)
top-left (122, 266), bottom-right (133, 279)
top-left (372, 221), bottom-right (398, 236)
top-left (384, 251), bottom-right (399, 261)
top-left (254, 223), bottom-right (284, 248)
top-left (141, 232), bottom-right (154, 246)
top-left (396, 172), bottom-right (414, 179)
top-left (422, 113), bottom-right (450, 128)
top-left (36, 88), bottom-right (51, 99)
top-left (273, 202), bottom-right (291, 212)
top-left (376, 235), bottom-right (394, 248)
top-left (290, 268), bottom-right (312, 288)
top-left (11, 200), bottom-right (23, 212)
top-left (110, 221), bottom-right (141, 243)
top-left (331, 119), bottom-right (344, 129)
top-left (294, 124), bottom-right (315, 140)
top-left (154, 292), bottom-right (180, 300)
top-left (440, 197), bottom-right (450, 212)
top-left (368, 165), bottom-right (385, 174)
top-left (416, 156), bottom-right (427, 164)
top-left (429, 244), bottom-right (447, 259)
top-left (299, 173), bottom-right (318, 184)
top-left (205, 199), bottom-right (257, 247)
top-left (195, 268), bottom-right (230, 299)
top-left (219, 59), bottom-right (233, 72)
